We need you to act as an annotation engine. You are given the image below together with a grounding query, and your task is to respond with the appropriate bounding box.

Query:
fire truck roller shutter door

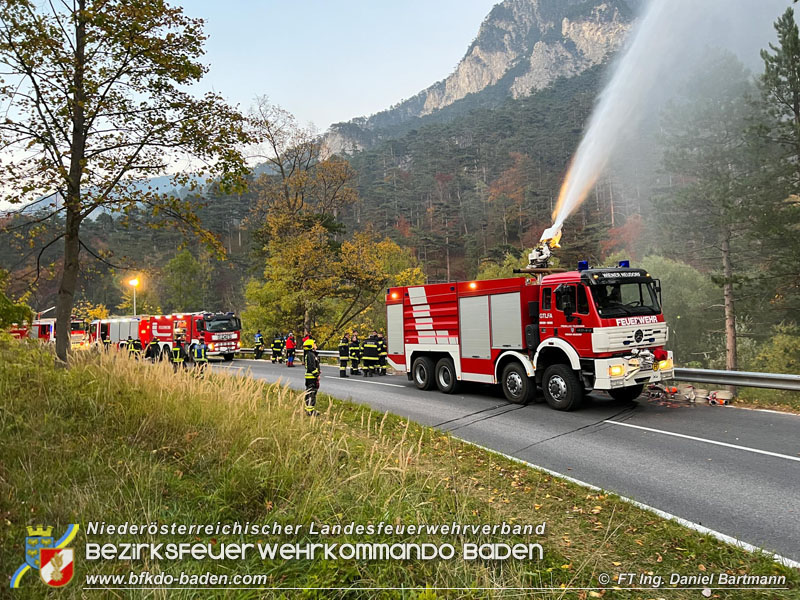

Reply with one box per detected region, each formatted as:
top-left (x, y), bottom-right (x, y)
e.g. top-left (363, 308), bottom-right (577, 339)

top-left (110, 321), bottom-right (121, 343)
top-left (459, 296), bottom-right (490, 359)
top-left (386, 304), bottom-right (403, 355)
top-left (490, 292), bottom-right (522, 349)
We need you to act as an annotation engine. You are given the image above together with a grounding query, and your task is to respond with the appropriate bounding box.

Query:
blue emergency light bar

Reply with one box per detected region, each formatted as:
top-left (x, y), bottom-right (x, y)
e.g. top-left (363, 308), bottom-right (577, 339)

top-left (618, 260), bottom-right (630, 268)
top-left (577, 260), bottom-right (589, 271)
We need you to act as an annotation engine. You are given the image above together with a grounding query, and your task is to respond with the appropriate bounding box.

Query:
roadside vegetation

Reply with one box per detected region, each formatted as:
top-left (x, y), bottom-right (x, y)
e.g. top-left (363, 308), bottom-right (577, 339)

top-left (1, 339), bottom-right (797, 598)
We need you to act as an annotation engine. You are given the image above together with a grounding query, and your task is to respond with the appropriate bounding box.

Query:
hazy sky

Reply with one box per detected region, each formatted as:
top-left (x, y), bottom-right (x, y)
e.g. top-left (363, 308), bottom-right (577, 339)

top-left (189, 0), bottom-right (499, 132)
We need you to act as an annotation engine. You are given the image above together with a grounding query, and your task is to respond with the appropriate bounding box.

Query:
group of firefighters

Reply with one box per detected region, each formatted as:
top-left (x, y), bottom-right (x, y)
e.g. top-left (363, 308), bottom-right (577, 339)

top-left (337, 331), bottom-right (388, 378)
top-left (114, 334), bottom-right (209, 373)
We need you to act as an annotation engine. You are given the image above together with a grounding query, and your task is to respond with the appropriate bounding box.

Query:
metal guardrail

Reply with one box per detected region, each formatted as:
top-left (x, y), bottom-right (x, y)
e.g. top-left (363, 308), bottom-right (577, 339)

top-left (239, 348), bottom-right (338, 358)
top-left (673, 368), bottom-right (800, 392)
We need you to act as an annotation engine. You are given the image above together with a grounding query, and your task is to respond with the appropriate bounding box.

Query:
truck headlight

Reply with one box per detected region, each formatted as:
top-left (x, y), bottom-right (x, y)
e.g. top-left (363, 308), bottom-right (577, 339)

top-left (609, 364), bottom-right (625, 377)
top-left (209, 343), bottom-right (215, 350)
top-left (236, 341), bottom-right (240, 348)
top-left (658, 358), bottom-right (673, 371)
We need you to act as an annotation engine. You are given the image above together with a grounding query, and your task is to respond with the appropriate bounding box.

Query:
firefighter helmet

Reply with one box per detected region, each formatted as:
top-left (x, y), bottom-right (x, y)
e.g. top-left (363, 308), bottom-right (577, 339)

top-left (303, 338), bottom-right (314, 349)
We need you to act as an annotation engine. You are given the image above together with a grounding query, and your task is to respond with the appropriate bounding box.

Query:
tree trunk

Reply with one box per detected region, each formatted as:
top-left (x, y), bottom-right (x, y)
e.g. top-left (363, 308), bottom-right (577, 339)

top-left (55, 1), bottom-right (87, 364)
top-left (721, 233), bottom-right (738, 371)
top-left (55, 210), bottom-right (82, 362)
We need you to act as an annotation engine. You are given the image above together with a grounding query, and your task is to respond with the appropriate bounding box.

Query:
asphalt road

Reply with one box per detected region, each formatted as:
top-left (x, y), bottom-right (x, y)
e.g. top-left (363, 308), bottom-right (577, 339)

top-left (216, 358), bottom-right (800, 563)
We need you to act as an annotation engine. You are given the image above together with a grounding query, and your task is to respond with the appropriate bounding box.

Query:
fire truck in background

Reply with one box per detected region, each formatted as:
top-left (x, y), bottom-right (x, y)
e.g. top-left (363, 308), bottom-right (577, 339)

top-left (29, 315), bottom-right (89, 347)
top-left (385, 258), bottom-right (674, 411)
top-left (89, 311), bottom-right (241, 360)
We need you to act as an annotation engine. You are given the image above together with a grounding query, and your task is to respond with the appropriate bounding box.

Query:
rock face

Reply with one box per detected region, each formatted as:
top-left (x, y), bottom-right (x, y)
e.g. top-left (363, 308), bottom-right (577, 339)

top-left (323, 0), bottom-right (636, 156)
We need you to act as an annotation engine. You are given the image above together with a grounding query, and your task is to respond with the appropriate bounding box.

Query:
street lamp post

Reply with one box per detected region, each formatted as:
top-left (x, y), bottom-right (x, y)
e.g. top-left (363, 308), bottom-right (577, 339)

top-left (129, 278), bottom-right (140, 315)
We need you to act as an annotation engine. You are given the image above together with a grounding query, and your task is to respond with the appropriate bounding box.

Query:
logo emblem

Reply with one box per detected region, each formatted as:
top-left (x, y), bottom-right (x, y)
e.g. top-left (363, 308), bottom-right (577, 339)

top-left (10, 524), bottom-right (79, 589)
top-left (634, 329), bottom-right (643, 343)
top-left (39, 548), bottom-right (74, 587)
top-left (24, 526), bottom-right (53, 570)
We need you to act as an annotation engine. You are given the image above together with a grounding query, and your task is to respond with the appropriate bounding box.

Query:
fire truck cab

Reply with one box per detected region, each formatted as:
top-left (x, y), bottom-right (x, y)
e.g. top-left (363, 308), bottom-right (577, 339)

top-left (386, 262), bottom-right (674, 410)
top-left (171, 312), bottom-right (242, 361)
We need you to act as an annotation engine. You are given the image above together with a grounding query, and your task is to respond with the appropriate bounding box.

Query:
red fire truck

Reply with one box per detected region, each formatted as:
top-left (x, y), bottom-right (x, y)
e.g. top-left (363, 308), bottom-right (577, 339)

top-left (89, 312), bottom-right (241, 360)
top-left (29, 317), bottom-right (89, 347)
top-left (385, 260), bottom-right (673, 410)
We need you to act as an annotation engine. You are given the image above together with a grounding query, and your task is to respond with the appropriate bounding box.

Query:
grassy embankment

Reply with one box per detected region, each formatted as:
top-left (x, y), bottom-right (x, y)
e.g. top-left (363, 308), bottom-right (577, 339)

top-left (1, 337), bottom-right (797, 599)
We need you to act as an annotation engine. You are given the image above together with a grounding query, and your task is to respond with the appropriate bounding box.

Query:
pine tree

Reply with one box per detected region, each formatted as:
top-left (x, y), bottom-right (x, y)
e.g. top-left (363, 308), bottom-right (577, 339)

top-left (755, 7), bottom-right (800, 317)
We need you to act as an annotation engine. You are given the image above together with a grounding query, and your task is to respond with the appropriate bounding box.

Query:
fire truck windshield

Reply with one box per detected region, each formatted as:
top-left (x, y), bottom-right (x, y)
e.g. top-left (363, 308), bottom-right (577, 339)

top-left (205, 316), bottom-right (241, 332)
top-left (591, 282), bottom-right (660, 318)
top-left (70, 321), bottom-right (85, 332)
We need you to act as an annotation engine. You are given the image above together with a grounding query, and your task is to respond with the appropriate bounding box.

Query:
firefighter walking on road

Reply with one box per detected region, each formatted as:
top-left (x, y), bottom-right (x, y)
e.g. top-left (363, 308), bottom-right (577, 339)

top-left (193, 340), bottom-right (209, 374)
top-left (377, 331), bottom-right (388, 375)
top-left (303, 337), bottom-right (320, 416)
top-left (362, 331), bottom-right (379, 377)
top-left (349, 332), bottom-right (361, 375)
top-left (271, 332), bottom-right (284, 364)
top-left (338, 333), bottom-right (350, 377)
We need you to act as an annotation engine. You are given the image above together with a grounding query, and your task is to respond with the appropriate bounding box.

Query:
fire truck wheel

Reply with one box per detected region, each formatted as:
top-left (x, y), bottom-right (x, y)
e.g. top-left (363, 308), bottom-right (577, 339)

top-left (412, 356), bottom-right (436, 391)
top-left (501, 362), bottom-right (532, 404)
top-left (542, 364), bottom-right (583, 411)
top-left (435, 358), bottom-right (460, 394)
top-left (223, 353), bottom-right (234, 362)
top-left (608, 384), bottom-right (644, 402)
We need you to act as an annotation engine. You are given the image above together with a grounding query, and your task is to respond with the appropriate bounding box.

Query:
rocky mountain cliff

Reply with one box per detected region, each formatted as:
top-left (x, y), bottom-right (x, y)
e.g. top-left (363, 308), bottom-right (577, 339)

top-left (323, 0), bottom-right (638, 156)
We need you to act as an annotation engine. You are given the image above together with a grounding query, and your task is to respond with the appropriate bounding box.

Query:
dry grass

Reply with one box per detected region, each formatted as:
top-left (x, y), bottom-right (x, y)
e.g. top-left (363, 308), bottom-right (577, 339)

top-left (0, 338), bottom-right (796, 599)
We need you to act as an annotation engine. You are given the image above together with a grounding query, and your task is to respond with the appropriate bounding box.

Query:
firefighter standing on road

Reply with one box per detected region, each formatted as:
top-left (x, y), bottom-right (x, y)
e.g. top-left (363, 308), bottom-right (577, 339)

top-left (338, 333), bottom-right (350, 378)
top-left (377, 332), bottom-right (388, 376)
top-left (254, 330), bottom-right (264, 359)
top-left (362, 331), bottom-right (379, 377)
top-left (350, 332), bottom-right (361, 375)
top-left (145, 338), bottom-right (160, 362)
top-left (271, 332), bottom-right (284, 364)
top-left (303, 337), bottom-right (320, 416)
top-left (101, 333), bottom-right (111, 352)
top-left (193, 340), bottom-right (209, 374)
top-left (285, 332), bottom-right (296, 367)
top-left (126, 336), bottom-right (142, 360)
top-left (171, 336), bottom-right (187, 371)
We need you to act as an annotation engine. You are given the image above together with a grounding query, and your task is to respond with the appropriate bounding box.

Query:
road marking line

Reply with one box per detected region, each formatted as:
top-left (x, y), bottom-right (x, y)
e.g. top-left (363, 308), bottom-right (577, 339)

top-left (457, 438), bottom-right (800, 570)
top-left (605, 420), bottom-right (800, 463)
top-left (323, 376), bottom-right (405, 388)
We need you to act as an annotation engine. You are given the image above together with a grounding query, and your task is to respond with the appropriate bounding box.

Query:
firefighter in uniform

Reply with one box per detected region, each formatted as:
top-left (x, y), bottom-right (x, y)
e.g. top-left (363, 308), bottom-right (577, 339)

top-left (377, 331), bottom-right (388, 375)
top-left (285, 332), bottom-right (296, 367)
top-left (254, 330), bottom-right (264, 359)
top-left (362, 331), bottom-right (379, 377)
top-left (271, 332), bottom-right (284, 364)
top-left (145, 338), bottom-right (160, 362)
top-left (193, 340), bottom-right (209, 374)
top-left (303, 337), bottom-right (320, 416)
top-left (126, 336), bottom-right (142, 359)
top-left (171, 337), bottom-right (187, 371)
top-left (101, 333), bottom-right (111, 352)
top-left (338, 333), bottom-right (350, 377)
top-left (349, 332), bottom-right (361, 375)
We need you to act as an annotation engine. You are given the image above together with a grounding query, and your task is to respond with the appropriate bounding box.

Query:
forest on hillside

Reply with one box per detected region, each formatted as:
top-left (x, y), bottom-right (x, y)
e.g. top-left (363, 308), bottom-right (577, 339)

top-left (1, 7), bottom-right (799, 381)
